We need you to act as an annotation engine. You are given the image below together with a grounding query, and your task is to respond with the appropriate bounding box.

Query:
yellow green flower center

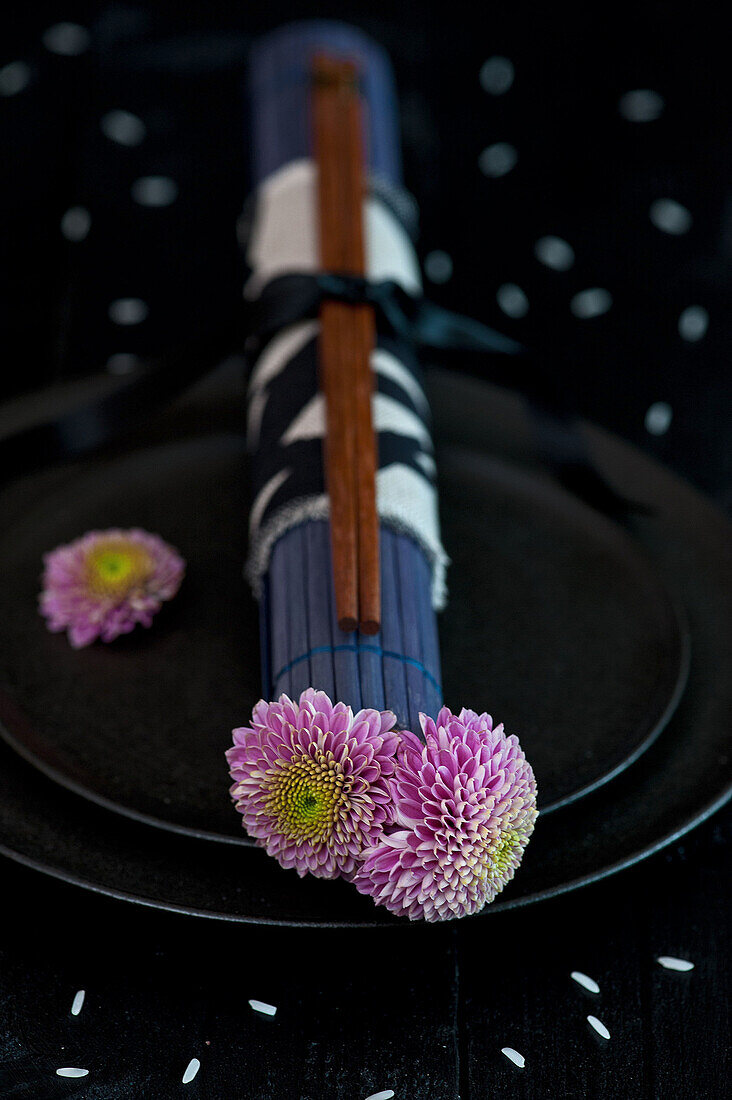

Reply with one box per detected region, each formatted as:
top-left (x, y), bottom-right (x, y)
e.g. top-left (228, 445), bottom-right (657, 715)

top-left (491, 828), bottom-right (521, 876)
top-left (266, 751), bottom-right (352, 844)
top-left (85, 539), bottom-right (154, 598)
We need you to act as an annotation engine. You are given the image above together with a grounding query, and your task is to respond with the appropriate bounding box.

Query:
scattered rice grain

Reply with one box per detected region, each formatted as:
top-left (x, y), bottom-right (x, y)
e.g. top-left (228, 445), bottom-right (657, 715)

top-left (182, 1058), bottom-right (201, 1084)
top-left (657, 955), bottom-right (694, 972)
top-left (571, 971), bottom-right (600, 994)
top-left (56, 1068), bottom-right (89, 1078)
top-left (364, 1092), bottom-right (396, 1100)
top-left (249, 999), bottom-right (277, 1016)
top-left (501, 1047), bottom-right (525, 1068)
top-left (587, 1015), bottom-right (610, 1039)
top-left (71, 989), bottom-right (85, 1016)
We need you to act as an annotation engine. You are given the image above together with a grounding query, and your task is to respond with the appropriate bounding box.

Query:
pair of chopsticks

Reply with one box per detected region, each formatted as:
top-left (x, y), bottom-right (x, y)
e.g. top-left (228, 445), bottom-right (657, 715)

top-left (312, 55), bottom-right (380, 635)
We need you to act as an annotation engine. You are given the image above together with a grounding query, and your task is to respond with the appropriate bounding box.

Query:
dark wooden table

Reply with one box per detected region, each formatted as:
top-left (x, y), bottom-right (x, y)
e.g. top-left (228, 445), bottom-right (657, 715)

top-left (1, 4), bottom-right (729, 1097)
top-left (0, 810), bottom-right (728, 1098)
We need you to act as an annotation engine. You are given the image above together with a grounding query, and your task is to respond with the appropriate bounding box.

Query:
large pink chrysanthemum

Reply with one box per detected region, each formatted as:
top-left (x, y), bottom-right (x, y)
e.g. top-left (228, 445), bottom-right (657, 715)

top-left (353, 707), bottom-right (538, 922)
top-left (226, 690), bottom-right (399, 879)
top-left (39, 528), bottom-right (185, 648)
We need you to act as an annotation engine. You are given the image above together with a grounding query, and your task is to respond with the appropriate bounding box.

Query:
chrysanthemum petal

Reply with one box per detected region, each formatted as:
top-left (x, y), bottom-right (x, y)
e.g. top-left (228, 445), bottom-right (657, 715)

top-left (227, 691), bottom-right (399, 880)
top-left (39, 528), bottom-right (184, 647)
top-left (354, 707), bottom-right (537, 921)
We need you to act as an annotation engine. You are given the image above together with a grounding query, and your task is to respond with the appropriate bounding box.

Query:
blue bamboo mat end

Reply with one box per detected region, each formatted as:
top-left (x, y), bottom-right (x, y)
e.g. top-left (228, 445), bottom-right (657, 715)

top-left (247, 21), bottom-right (402, 187)
top-left (267, 523), bottom-right (441, 732)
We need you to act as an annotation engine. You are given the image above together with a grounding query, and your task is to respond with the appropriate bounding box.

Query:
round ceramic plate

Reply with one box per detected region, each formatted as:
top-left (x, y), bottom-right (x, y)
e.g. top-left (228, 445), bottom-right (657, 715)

top-left (0, 419), bottom-right (687, 842)
top-left (0, 370), bottom-right (728, 926)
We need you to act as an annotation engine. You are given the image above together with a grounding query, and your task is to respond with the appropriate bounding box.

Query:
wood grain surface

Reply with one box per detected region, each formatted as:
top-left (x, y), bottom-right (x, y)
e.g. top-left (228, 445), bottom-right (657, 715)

top-left (0, 812), bottom-right (727, 1098)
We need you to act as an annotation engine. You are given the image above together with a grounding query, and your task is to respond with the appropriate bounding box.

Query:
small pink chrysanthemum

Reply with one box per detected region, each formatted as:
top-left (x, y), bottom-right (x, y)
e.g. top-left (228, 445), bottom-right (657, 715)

top-left (353, 707), bottom-right (538, 922)
top-left (226, 690), bottom-right (399, 880)
top-left (39, 528), bottom-right (185, 648)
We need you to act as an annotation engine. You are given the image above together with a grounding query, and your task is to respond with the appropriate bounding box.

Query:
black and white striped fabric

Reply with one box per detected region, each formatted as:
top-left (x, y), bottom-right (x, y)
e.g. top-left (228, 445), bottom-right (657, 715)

top-left (241, 159), bottom-right (448, 609)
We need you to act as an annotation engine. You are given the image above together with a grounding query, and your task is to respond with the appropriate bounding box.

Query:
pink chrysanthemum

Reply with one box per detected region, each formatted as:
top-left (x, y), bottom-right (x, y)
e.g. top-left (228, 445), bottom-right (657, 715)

top-left (353, 707), bottom-right (538, 922)
top-left (226, 690), bottom-right (399, 879)
top-left (39, 528), bottom-right (185, 648)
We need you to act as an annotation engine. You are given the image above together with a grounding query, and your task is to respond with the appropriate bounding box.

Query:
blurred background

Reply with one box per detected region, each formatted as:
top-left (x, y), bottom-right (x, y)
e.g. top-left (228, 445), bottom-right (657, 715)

top-left (2, 1), bottom-right (729, 501)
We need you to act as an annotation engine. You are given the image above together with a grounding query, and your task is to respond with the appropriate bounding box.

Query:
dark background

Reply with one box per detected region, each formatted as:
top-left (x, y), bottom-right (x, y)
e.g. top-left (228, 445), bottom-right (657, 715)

top-left (1, 3), bottom-right (729, 1097)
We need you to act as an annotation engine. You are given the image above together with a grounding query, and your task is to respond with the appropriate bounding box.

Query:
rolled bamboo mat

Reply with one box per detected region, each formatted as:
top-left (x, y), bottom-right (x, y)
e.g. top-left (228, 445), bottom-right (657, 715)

top-left (245, 22), bottom-right (442, 732)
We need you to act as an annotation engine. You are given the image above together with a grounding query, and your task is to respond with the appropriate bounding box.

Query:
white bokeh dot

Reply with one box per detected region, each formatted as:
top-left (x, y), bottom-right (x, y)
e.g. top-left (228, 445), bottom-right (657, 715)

top-left (60, 206), bottom-right (91, 242)
top-left (479, 56), bottom-right (515, 96)
top-left (106, 353), bottom-right (140, 375)
top-left (108, 299), bottom-right (148, 326)
top-left (131, 176), bottom-right (179, 207)
top-left (0, 61), bottom-right (32, 96)
top-left (424, 250), bottom-right (453, 284)
top-left (42, 22), bottom-right (91, 56)
top-left (534, 236), bottom-right (575, 271)
top-left (101, 110), bottom-right (146, 147)
top-left (479, 143), bottom-right (518, 178)
top-left (618, 89), bottom-right (665, 122)
top-left (497, 283), bottom-right (529, 318)
top-left (649, 198), bottom-right (692, 235)
top-left (645, 402), bottom-right (673, 435)
top-left (570, 288), bottom-right (612, 319)
top-left (678, 305), bottom-right (709, 342)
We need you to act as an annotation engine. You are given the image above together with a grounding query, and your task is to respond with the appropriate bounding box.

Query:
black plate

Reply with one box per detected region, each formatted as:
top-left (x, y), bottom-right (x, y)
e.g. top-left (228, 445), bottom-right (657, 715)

top-left (0, 370), bottom-right (728, 925)
top-left (0, 416), bottom-right (687, 841)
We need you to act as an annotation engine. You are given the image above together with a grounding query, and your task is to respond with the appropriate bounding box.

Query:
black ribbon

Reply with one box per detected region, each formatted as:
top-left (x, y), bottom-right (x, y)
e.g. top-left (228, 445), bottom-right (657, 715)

top-left (248, 272), bottom-right (641, 518)
top-left (1, 273), bottom-right (640, 518)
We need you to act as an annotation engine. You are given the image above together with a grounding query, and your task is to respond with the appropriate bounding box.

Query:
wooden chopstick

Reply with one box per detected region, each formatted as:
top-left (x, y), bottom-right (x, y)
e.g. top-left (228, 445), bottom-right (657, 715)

top-left (313, 57), bottom-right (359, 633)
top-left (341, 63), bottom-right (380, 635)
top-left (312, 56), bottom-right (380, 635)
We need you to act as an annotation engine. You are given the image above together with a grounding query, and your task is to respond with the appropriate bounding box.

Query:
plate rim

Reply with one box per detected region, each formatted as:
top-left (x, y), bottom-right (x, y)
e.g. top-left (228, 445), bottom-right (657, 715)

top-left (0, 441), bottom-right (693, 838)
top-left (0, 371), bottom-right (729, 925)
top-left (0, 778), bottom-right (728, 928)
